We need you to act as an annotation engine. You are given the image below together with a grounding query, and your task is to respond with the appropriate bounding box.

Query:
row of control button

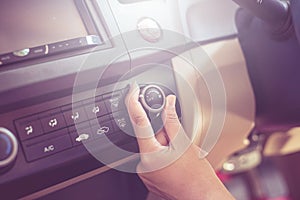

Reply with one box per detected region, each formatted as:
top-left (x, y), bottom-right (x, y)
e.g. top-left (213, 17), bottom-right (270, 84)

top-left (15, 91), bottom-right (124, 142)
top-left (22, 114), bottom-right (128, 162)
top-left (14, 89), bottom-right (130, 162)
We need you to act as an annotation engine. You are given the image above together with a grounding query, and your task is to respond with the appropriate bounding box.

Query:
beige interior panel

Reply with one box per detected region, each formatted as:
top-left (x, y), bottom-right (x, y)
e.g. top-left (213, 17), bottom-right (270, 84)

top-left (264, 127), bottom-right (300, 156)
top-left (172, 38), bottom-right (255, 169)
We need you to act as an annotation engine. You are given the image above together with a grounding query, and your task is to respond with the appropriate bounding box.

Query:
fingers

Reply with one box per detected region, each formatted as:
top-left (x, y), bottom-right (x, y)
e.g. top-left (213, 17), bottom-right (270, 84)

top-left (125, 83), bottom-right (182, 153)
top-left (125, 82), bottom-right (162, 152)
top-left (155, 131), bottom-right (168, 146)
top-left (162, 95), bottom-right (181, 142)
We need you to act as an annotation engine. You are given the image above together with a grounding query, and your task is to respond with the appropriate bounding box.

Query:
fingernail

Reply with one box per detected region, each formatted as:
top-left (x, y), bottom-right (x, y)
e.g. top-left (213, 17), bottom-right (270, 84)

top-left (167, 95), bottom-right (176, 108)
top-left (126, 81), bottom-right (140, 104)
top-left (128, 81), bottom-right (137, 94)
top-left (133, 81), bottom-right (138, 89)
top-left (125, 81), bottom-right (138, 107)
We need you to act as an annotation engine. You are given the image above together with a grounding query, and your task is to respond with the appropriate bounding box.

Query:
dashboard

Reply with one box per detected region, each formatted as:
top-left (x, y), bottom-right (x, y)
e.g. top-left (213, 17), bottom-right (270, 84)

top-left (0, 0), bottom-right (255, 199)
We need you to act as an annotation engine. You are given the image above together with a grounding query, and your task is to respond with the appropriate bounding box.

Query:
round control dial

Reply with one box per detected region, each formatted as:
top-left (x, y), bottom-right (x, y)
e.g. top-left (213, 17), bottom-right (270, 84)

top-left (0, 127), bottom-right (18, 168)
top-left (139, 85), bottom-right (166, 113)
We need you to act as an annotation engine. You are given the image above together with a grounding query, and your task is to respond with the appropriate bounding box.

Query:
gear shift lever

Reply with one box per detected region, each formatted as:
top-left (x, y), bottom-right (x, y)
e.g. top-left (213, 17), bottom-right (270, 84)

top-left (232, 0), bottom-right (293, 39)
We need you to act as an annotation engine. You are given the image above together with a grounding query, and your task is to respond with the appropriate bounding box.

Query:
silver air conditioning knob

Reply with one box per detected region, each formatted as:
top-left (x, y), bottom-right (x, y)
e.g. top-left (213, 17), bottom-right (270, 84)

top-left (0, 127), bottom-right (18, 168)
top-left (139, 85), bottom-right (166, 113)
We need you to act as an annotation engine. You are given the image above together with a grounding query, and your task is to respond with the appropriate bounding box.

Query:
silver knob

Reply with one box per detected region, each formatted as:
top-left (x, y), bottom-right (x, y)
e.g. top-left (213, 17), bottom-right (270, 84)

top-left (139, 85), bottom-right (166, 113)
top-left (137, 18), bottom-right (162, 43)
top-left (0, 127), bottom-right (18, 168)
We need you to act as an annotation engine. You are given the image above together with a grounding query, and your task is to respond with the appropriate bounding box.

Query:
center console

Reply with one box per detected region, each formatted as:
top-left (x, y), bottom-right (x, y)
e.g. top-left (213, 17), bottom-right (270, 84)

top-left (0, 0), bottom-right (239, 199)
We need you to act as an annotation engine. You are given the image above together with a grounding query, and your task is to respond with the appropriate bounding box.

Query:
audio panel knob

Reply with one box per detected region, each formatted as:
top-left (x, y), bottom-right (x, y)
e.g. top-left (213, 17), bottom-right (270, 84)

top-left (0, 127), bottom-right (18, 169)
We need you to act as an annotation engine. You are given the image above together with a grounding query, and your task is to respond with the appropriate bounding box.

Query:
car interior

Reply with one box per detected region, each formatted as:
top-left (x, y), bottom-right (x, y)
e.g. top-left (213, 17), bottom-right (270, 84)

top-left (1, 0), bottom-right (300, 199)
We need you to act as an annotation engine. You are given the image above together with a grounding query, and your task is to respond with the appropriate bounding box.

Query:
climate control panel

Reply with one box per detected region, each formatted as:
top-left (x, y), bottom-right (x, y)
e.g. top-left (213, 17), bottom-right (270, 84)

top-left (14, 89), bottom-right (130, 162)
top-left (12, 84), bottom-right (179, 163)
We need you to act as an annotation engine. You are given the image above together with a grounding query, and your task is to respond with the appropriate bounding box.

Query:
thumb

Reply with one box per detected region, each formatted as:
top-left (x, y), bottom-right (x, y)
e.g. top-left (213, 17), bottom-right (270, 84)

top-left (162, 95), bottom-right (181, 142)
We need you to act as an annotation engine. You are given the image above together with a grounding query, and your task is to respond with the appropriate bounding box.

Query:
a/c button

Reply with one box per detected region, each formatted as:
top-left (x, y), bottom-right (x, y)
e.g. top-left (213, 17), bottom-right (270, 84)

top-left (23, 131), bottom-right (72, 162)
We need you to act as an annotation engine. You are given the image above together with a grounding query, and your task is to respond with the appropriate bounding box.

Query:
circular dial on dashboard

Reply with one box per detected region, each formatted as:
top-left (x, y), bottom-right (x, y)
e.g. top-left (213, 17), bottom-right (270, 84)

top-left (139, 85), bottom-right (166, 113)
top-left (0, 127), bottom-right (18, 168)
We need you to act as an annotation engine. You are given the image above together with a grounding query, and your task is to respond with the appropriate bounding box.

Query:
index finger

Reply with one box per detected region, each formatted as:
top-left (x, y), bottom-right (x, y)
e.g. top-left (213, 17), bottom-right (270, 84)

top-left (125, 82), bottom-right (162, 153)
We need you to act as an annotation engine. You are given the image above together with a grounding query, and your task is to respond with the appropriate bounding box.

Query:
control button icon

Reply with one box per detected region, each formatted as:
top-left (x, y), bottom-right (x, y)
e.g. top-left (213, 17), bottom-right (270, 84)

top-left (70, 128), bottom-right (91, 146)
top-left (109, 97), bottom-right (120, 109)
top-left (117, 118), bottom-right (127, 128)
top-left (41, 114), bottom-right (66, 133)
top-left (63, 107), bottom-right (87, 126)
top-left (44, 145), bottom-right (55, 153)
top-left (92, 106), bottom-right (100, 114)
top-left (25, 126), bottom-right (33, 135)
top-left (84, 101), bottom-right (108, 120)
top-left (97, 126), bottom-right (110, 135)
top-left (23, 131), bottom-right (72, 161)
top-left (0, 55), bottom-right (11, 61)
top-left (75, 133), bottom-right (90, 142)
top-left (15, 117), bottom-right (43, 141)
top-left (71, 112), bottom-right (80, 121)
top-left (48, 119), bottom-right (58, 128)
top-left (111, 112), bottom-right (134, 134)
